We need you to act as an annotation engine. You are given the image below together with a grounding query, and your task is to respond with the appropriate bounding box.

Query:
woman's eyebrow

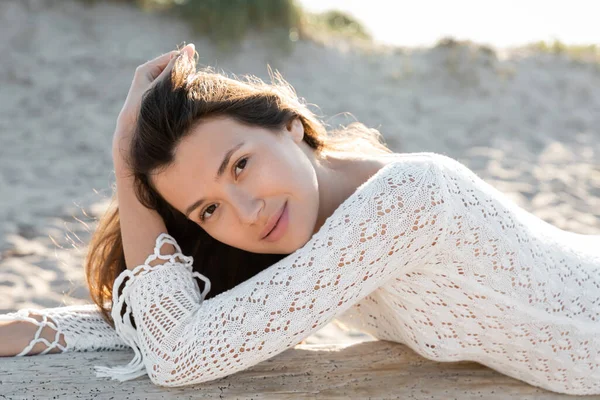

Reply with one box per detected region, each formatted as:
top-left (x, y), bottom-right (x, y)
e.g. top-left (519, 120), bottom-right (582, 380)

top-left (184, 141), bottom-right (245, 218)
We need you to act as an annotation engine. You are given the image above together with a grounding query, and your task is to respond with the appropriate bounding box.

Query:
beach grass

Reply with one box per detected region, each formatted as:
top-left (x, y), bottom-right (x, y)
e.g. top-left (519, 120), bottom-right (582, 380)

top-left (75, 0), bottom-right (371, 49)
top-left (526, 39), bottom-right (600, 63)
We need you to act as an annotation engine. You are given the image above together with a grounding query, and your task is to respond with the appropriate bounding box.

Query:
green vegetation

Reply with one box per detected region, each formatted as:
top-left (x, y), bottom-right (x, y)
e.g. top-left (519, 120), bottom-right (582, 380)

top-left (166, 0), bottom-right (301, 47)
top-left (79, 0), bottom-right (370, 48)
top-left (302, 10), bottom-right (371, 42)
top-left (526, 39), bottom-right (599, 63)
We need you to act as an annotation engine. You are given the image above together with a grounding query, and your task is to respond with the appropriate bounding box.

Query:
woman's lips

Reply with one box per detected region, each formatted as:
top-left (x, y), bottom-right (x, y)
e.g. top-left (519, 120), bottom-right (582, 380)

top-left (263, 201), bottom-right (288, 242)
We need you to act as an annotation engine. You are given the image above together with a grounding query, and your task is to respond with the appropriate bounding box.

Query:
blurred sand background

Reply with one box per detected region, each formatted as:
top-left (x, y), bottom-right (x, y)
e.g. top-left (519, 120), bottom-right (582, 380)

top-left (0, 0), bottom-right (599, 345)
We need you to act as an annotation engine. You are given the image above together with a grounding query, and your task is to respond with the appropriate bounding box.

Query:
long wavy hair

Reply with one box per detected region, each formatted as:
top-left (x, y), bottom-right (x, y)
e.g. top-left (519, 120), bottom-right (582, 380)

top-left (85, 49), bottom-right (393, 328)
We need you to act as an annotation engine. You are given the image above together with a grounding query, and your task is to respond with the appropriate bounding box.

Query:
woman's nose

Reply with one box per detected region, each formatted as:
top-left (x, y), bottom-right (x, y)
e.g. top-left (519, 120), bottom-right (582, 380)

top-left (231, 192), bottom-right (263, 225)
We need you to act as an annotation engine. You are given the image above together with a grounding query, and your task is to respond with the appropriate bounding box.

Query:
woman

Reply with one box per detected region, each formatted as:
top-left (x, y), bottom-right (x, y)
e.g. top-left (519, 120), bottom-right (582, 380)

top-left (1, 43), bottom-right (599, 395)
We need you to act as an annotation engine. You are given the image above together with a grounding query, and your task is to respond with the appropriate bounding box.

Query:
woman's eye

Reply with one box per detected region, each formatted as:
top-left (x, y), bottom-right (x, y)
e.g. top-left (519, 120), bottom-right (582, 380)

top-left (234, 156), bottom-right (248, 177)
top-left (200, 204), bottom-right (217, 221)
top-left (199, 157), bottom-right (249, 222)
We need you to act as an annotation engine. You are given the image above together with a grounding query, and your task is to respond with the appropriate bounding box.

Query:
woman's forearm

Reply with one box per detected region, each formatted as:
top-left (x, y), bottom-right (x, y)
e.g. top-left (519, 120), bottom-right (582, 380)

top-left (110, 48), bottom-right (193, 271)
top-left (113, 137), bottom-right (174, 271)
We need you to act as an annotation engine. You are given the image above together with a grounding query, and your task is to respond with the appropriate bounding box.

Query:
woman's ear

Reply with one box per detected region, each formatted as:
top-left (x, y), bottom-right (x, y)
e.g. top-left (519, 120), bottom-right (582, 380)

top-left (286, 117), bottom-right (304, 143)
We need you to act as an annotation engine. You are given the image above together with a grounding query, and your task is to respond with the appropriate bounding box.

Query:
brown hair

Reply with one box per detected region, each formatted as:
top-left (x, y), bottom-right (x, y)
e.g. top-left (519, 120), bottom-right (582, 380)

top-left (85, 50), bottom-right (393, 328)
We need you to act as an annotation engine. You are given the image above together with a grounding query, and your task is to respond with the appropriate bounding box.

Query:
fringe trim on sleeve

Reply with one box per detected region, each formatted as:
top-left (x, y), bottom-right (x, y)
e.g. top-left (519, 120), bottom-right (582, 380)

top-left (94, 233), bottom-right (211, 382)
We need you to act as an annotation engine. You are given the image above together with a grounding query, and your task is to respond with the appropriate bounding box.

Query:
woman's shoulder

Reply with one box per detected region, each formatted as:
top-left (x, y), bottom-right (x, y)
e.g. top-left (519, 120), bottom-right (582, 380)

top-left (379, 151), bottom-right (457, 165)
top-left (352, 151), bottom-right (472, 200)
top-left (347, 151), bottom-right (449, 198)
top-left (368, 151), bottom-right (457, 180)
top-left (327, 151), bottom-right (452, 223)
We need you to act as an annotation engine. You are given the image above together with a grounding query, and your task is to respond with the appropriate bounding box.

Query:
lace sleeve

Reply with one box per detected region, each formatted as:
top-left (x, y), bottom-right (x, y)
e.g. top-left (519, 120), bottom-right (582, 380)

top-left (94, 153), bottom-right (450, 386)
top-left (0, 304), bottom-right (129, 355)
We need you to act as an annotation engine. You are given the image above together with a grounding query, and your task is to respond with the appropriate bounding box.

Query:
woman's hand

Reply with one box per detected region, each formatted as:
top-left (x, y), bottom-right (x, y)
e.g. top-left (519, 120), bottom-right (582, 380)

top-left (0, 314), bottom-right (64, 357)
top-left (112, 44), bottom-right (196, 163)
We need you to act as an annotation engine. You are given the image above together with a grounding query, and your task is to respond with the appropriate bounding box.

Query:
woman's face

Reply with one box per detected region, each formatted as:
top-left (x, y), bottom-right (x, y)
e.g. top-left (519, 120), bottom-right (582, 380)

top-left (151, 116), bottom-right (321, 254)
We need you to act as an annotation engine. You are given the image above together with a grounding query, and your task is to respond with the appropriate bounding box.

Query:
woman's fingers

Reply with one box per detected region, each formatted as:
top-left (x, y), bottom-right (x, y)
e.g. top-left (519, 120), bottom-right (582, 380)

top-left (113, 43), bottom-right (196, 151)
top-left (182, 43), bottom-right (195, 59)
top-left (135, 51), bottom-right (176, 81)
top-left (137, 43), bottom-right (195, 83)
top-left (151, 43), bottom-right (196, 88)
top-left (153, 49), bottom-right (185, 84)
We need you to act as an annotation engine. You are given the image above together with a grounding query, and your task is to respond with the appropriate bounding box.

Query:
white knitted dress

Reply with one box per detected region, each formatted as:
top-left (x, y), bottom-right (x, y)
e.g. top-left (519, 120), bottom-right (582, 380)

top-left (2, 152), bottom-right (599, 395)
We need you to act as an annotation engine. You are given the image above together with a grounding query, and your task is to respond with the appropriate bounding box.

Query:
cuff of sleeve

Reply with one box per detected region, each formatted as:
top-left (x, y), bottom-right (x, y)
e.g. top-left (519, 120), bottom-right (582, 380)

top-left (95, 233), bottom-right (211, 382)
top-left (0, 309), bottom-right (66, 356)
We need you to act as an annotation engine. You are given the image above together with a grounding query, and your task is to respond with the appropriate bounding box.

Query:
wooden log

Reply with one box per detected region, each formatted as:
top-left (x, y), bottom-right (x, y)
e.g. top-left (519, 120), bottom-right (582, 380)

top-left (0, 340), bottom-right (594, 399)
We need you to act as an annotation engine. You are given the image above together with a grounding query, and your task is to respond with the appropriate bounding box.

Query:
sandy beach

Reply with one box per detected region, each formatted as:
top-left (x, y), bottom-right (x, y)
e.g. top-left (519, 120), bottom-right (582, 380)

top-left (0, 0), bottom-right (598, 345)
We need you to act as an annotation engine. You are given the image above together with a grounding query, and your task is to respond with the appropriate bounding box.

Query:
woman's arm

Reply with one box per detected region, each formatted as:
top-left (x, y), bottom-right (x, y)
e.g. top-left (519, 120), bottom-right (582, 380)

top-left (95, 153), bottom-right (450, 386)
top-left (0, 46), bottom-right (196, 359)
top-left (112, 149), bottom-right (172, 270)
top-left (112, 47), bottom-right (196, 270)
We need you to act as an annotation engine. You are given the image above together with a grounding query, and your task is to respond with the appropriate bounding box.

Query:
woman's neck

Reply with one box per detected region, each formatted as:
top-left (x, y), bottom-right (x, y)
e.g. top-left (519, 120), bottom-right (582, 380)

top-left (311, 152), bottom-right (397, 234)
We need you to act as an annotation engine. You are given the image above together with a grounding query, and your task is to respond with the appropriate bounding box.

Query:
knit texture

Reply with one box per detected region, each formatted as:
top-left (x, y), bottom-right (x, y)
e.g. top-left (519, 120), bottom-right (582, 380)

top-left (4, 152), bottom-right (599, 395)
